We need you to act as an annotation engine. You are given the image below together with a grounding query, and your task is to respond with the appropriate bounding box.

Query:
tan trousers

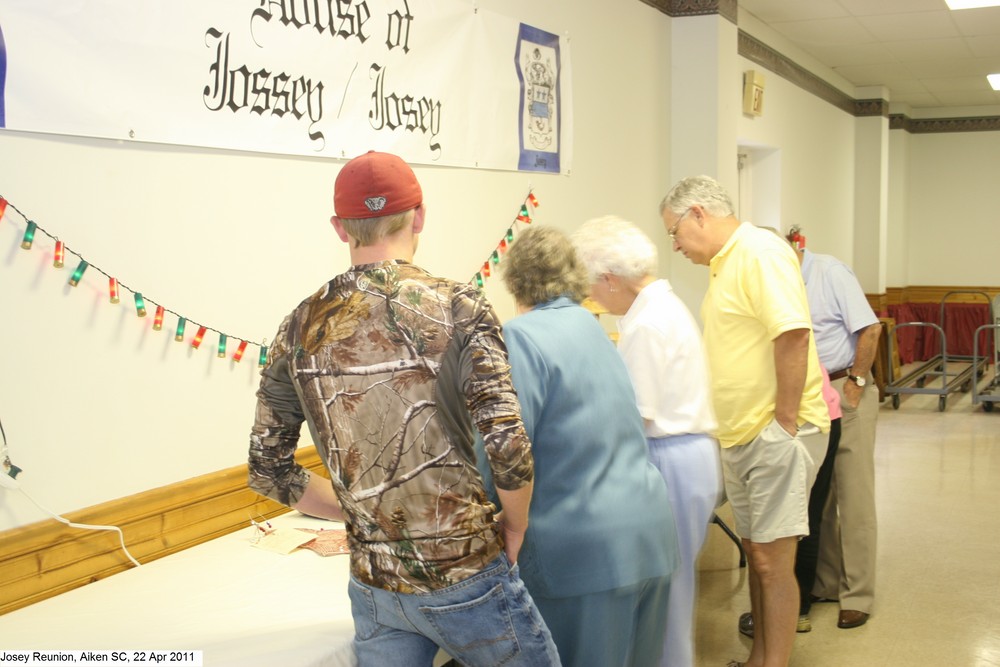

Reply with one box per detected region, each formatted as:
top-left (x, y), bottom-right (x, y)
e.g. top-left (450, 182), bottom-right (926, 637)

top-left (812, 374), bottom-right (879, 613)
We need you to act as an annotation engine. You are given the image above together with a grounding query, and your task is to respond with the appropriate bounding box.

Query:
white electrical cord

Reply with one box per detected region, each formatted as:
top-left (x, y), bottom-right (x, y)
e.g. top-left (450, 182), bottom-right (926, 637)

top-left (16, 485), bottom-right (143, 568)
top-left (0, 417), bottom-right (142, 568)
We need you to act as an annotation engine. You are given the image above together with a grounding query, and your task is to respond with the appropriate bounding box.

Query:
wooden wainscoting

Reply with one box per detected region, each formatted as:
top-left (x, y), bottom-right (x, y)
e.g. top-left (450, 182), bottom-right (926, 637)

top-left (867, 292), bottom-right (889, 316)
top-left (884, 286), bottom-right (999, 306)
top-left (0, 447), bottom-right (325, 616)
top-left (869, 286), bottom-right (999, 317)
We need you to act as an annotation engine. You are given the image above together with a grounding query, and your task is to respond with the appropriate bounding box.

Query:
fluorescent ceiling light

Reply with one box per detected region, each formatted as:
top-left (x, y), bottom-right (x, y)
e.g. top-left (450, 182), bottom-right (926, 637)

top-left (945, 0), bottom-right (1000, 9)
top-left (989, 74), bottom-right (1000, 91)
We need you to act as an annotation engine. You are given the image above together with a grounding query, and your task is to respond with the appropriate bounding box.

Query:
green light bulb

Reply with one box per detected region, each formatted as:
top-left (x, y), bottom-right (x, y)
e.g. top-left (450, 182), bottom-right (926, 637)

top-left (21, 222), bottom-right (37, 250)
top-left (134, 293), bottom-right (147, 317)
top-left (68, 260), bottom-right (89, 287)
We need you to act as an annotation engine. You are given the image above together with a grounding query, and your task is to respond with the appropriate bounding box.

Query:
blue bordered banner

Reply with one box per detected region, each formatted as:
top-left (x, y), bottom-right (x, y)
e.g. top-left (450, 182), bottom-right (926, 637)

top-left (515, 23), bottom-right (562, 174)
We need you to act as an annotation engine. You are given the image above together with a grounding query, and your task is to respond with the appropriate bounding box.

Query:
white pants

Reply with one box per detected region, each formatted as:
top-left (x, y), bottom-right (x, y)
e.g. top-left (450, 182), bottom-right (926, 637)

top-left (647, 433), bottom-right (722, 667)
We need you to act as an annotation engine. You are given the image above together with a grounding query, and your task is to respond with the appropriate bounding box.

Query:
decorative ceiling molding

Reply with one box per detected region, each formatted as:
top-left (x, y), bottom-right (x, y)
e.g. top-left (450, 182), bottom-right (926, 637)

top-left (637, 0), bottom-right (737, 23)
top-left (890, 115), bottom-right (1000, 133)
top-left (737, 31), bottom-right (856, 115)
top-left (855, 99), bottom-right (890, 118)
top-left (889, 114), bottom-right (909, 131)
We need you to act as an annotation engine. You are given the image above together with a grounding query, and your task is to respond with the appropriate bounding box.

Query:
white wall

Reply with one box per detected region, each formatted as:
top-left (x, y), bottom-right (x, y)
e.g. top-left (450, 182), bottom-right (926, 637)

top-left (902, 130), bottom-right (1000, 287)
top-left (735, 55), bottom-right (857, 264)
top-left (887, 130), bottom-right (910, 289)
top-left (0, 0), bottom-right (670, 531)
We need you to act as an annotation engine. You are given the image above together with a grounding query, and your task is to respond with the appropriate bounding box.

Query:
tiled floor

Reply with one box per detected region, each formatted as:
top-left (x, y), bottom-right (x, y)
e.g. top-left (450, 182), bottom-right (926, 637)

top-left (694, 370), bottom-right (1000, 667)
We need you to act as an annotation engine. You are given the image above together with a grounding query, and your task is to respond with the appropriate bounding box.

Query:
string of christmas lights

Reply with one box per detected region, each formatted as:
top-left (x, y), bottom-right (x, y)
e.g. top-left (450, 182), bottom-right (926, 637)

top-left (471, 190), bottom-right (539, 288)
top-left (1, 195), bottom-right (269, 366)
top-left (1, 188), bottom-right (540, 368)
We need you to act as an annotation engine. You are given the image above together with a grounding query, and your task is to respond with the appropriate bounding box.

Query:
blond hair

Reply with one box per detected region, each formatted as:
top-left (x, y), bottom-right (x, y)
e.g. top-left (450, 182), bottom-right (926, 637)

top-left (338, 209), bottom-right (414, 247)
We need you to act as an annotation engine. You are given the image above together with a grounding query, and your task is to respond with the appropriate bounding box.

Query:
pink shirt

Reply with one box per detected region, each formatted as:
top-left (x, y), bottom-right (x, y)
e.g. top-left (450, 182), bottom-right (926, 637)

top-left (820, 364), bottom-right (842, 420)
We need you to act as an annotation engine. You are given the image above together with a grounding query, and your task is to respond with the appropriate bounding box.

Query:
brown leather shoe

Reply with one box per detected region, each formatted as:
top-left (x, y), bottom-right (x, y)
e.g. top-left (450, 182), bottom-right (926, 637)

top-left (838, 610), bottom-right (870, 628)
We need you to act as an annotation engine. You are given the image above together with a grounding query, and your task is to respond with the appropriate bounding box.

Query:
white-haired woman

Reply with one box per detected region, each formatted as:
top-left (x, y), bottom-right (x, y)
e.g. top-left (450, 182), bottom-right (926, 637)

top-left (573, 216), bottom-right (722, 667)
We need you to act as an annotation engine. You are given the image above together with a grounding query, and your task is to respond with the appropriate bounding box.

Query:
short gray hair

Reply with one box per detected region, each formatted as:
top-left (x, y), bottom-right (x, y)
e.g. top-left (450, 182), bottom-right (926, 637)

top-left (503, 226), bottom-right (589, 307)
top-left (572, 216), bottom-right (657, 283)
top-left (659, 175), bottom-right (734, 218)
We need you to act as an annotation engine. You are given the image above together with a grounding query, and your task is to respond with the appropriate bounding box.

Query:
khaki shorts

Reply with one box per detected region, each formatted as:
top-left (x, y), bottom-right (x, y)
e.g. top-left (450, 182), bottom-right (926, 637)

top-left (721, 419), bottom-right (826, 543)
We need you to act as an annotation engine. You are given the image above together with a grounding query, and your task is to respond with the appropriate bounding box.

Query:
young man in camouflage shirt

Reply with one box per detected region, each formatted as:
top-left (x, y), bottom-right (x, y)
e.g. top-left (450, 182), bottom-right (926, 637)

top-left (248, 151), bottom-right (560, 666)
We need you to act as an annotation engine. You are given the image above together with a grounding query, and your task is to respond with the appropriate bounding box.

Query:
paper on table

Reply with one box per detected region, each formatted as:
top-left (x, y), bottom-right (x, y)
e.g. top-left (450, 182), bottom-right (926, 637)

top-left (297, 528), bottom-right (350, 556)
top-left (251, 527), bottom-right (317, 555)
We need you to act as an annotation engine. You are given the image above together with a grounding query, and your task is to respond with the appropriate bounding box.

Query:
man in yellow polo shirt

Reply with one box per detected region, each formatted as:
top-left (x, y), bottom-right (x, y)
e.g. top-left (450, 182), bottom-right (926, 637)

top-left (660, 175), bottom-right (829, 667)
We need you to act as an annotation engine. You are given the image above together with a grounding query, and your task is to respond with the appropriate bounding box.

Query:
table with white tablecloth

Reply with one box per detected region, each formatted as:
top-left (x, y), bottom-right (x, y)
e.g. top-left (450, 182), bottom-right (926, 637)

top-left (0, 513), bottom-right (356, 667)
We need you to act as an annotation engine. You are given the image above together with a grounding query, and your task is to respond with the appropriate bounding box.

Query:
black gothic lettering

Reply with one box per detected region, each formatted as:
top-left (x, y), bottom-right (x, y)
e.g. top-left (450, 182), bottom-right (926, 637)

top-left (251, 69), bottom-right (273, 115)
top-left (203, 28), bottom-right (326, 147)
top-left (369, 63), bottom-right (442, 157)
top-left (272, 73), bottom-right (290, 116)
top-left (335, 0), bottom-right (371, 42)
top-left (385, 0), bottom-right (412, 53)
top-left (227, 65), bottom-right (251, 112)
top-left (203, 28), bottom-right (229, 112)
top-left (249, 0), bottom-right (282, 46)
top-left (250, 0), bottom-right (370, 44)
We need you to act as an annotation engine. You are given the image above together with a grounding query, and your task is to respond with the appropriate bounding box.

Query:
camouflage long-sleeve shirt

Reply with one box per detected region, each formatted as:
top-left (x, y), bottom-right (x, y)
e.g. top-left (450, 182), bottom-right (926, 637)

top-left (248, 260), bottom-right (533, 593)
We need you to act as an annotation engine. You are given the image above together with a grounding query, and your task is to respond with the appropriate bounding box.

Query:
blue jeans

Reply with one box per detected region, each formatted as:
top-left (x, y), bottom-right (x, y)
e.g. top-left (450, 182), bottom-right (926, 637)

top-left (348, 553), bottom-right (562, 666)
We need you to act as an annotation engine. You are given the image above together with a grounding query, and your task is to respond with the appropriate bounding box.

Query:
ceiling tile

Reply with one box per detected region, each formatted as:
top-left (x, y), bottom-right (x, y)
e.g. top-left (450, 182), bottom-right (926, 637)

top-left (965, 34), bottom-right (1000, 56)
top-left (889, 91), bottom-right (942, 106)
top-left (920, 75), bottom-right (995, 92)
top-left (769, 16), bottom-right (876, 45)
top-left (930, 89), bottom-right (1000, 105)
top-left (908, 56), bottom-right (1000, 77)
top-left (879, 78), bottom-right (932, 93)
top-left (833, 62), bottom-right (917, 85)
top-left (804, 42), bottom-right (898, 67)
top-left (947, 6), bottom-right (1000, 36)
top-left (883, 37), bottom-right (976, 61)
top-left (858, 10), bottom-right (962, 41)
top-left (838, 0), bottom-right (946, 16)
top-left (739, 0), bottom-right (849, 23)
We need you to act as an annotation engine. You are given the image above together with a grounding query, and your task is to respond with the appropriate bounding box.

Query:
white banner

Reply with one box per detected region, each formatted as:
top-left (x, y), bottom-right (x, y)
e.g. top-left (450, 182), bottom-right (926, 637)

top-left (0, 1), bottom-right (572, 172)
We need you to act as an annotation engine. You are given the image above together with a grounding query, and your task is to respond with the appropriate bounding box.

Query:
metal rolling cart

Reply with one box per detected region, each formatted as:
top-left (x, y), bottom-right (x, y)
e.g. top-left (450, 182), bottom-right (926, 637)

top-left (885, 290), bottom-right (994, 412)
top-left (971, 294), bottom-right (1000, 412)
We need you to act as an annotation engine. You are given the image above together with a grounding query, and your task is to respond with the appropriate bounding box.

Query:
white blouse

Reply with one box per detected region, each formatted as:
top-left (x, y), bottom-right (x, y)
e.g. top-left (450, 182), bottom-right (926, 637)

top-left (617, 279), bottom-right (718, 439)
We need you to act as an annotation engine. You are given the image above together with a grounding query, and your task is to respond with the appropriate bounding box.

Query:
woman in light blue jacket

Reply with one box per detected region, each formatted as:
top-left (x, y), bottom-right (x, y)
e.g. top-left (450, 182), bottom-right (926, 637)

top-left (476, 226), bottom-right (679, 667)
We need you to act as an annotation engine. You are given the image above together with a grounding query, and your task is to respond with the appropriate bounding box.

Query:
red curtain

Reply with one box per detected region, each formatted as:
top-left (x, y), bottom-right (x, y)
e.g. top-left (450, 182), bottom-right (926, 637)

top-left (886, 302), bottom-right (995, 365)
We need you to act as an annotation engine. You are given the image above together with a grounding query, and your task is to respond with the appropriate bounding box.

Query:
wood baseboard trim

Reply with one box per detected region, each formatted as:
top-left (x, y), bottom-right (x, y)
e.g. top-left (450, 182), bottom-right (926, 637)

top-left (0, 448), bottom-right (325, 616)
top-left (868, 286), bottom-right (998, 315)
top-left (882, 286), bottom-right (998, 306)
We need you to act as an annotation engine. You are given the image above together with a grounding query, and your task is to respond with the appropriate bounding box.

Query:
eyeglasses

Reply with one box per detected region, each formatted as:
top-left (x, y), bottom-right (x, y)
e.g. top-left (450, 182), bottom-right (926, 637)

top-left (667, 207), bottom-right (692, 240)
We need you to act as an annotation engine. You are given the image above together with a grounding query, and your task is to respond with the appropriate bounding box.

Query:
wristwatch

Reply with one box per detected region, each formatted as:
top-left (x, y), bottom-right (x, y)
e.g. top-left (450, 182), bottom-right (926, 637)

top-left (847, 373), bottom-right (866, 387)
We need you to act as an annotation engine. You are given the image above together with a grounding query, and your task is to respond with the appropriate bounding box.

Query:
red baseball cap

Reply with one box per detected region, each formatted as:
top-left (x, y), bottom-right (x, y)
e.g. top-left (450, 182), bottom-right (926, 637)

top-left (334, 151), bottom-right (423, 219)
